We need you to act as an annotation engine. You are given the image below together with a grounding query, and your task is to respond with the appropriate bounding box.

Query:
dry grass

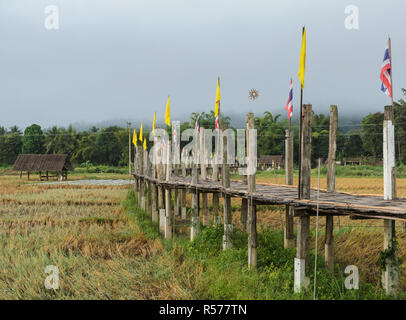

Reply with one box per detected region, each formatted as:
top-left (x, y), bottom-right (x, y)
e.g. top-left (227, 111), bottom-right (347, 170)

top-left (0, 173), bottom-right (199, 299)
top-left (2, 171), bottom-right (406, 299)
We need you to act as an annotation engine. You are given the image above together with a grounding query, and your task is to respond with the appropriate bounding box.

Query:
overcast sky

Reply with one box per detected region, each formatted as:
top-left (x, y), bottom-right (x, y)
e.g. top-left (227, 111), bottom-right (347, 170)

top-left (0, 0), bottom-right (405, 129)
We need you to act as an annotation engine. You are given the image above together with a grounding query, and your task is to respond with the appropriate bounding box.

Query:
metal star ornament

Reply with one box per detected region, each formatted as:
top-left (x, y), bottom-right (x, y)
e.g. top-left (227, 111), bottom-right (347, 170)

top-left (248, 89), bottom-right (259, 101)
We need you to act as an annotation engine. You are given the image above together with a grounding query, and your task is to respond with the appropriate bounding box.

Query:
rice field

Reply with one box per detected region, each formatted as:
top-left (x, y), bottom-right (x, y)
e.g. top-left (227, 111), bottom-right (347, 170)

top-left (0, 172), bottom-right (197, 299)
top-left (1, 170), bottom-right (405, 299)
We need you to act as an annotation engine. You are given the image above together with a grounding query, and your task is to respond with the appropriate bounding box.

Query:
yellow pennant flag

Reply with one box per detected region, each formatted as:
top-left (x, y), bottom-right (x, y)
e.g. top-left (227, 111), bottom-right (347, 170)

top-left (143, 138), bottom-right (147, 150)
top-left (152, 112), bottom-right (156, 134)
top-left (132, 129), bottom-right (137, 146)
top-left (214, 77), bottom-right (221, 117)
top-left (165, 96), bottom-right (171, 126)
top-left (139, 123), bottom-right (143, 142)
top-left (298, 27), bottom-right (306, 89)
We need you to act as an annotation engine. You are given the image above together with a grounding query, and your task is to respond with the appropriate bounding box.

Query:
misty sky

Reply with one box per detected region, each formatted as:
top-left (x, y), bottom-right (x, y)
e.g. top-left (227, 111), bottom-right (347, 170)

top-left (0, 0), bottom-right (405, 129)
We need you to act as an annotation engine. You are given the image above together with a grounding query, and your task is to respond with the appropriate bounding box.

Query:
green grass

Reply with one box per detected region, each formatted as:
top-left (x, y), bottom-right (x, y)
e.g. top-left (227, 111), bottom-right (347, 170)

top-left (123, 190), bottom-right (402, 300)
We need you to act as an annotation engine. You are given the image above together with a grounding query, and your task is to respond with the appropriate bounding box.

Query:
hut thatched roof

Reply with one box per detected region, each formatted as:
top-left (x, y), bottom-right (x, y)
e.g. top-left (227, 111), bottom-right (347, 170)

top-left (12, 154), bottom-right (74, 171)
top-left (258, 155), bottom-right (284, 166)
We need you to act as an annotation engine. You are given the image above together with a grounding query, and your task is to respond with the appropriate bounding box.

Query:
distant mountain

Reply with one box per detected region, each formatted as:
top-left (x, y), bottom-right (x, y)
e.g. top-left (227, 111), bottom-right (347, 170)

top-left (69, 110), bottom-right (364, 133)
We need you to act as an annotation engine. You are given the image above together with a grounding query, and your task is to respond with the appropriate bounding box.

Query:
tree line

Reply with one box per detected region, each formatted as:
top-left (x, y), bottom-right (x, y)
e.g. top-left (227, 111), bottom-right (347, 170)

top-left (1, 90), bottom-right (405, 167)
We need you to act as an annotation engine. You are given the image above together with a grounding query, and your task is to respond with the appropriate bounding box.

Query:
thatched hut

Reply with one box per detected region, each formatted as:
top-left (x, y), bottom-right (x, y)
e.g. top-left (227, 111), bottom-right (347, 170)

top-left (12, 154), bottom-right (73, 181)
top-left (258, 155), bottom-right (284, 170)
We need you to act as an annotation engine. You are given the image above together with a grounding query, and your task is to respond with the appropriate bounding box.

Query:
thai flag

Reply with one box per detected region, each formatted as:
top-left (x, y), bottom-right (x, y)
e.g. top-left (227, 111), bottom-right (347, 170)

top-left (380, 46), bottom-right (392, 98)
top-left (214, 115), bottom-right (219, 131)
top-left (195, 114), bottom-right (200, 134)
top-left (285, 79), bottom-right (293, 119)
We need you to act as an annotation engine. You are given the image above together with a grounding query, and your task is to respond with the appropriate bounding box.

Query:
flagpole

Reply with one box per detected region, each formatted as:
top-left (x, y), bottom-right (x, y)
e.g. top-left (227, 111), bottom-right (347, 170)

top-left (388, 37), bottom-right (394, 108)
top-left (297, 26), bottom-right (305, 200)
top-left (217, 77), bottom-right (221, 181)
top-left (218, 77), bottom-right (221, 130)
top-left (388, 36), bottom-right (399, 162)
top-left (298, 87), bottom-right (303, 199)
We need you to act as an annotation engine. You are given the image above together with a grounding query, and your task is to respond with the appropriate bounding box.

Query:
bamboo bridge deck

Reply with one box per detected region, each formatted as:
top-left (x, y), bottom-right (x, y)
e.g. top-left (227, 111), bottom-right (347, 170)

top-left (133, 173), bottom-right (406, 221)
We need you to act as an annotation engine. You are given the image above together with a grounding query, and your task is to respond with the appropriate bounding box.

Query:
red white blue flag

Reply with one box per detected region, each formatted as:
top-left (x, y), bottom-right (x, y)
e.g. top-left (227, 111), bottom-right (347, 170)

top-left (285, 79), bottom-right (293, 119)
top-left (380, 45), bottom-right (392, 98)
top-left (195, 114), bottom-right (200, 134)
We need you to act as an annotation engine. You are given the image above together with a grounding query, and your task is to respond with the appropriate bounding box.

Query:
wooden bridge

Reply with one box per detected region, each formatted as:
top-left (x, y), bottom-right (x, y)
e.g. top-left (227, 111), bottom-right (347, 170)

top-left (134, 173), bottom-right (406, 221)
top-left (132, 105), bottom-right (402, 296)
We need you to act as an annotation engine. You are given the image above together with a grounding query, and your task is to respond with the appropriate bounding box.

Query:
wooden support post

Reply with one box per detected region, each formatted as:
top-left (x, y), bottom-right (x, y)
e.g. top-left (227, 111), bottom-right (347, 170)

top-left (241, 198), bottom-right (248, 232)
top-left (222, 134), bottom-right (232, 250)
top-left (165, 187), bottom-right (172, 239)
top-left (134, 146), bottom-right (139, 195)
top-left (295, 215), bottom-right (310, 293)
top-left (190, 145), bottom-right (200, 240)
top-left (248, 201), bottom-right (257, 270)
top-left (246, 112), bottom-right (257, 270)
top-left (156, 139), bottom-right (165, 230)
top-left (212, 129), bottom-right (220, 223)
top-left (295, 104), bottom-right (312, 293)
top-left (147, 181), bottom-right (152, 216)
top-left (151, 138), bottom-right (159, 222)
top-left (325, 105), bottom-right (338, 271)
top-left (200, 128), bottom-right (209, 225)
top-left (164, 144), bottom-right (173, 239)
top-left (152, 183), bottom-right (159, 222)
top-left (202, 193), bottom-right (209, 226)
top-left (174, 188), bottom-right (180, 216)
top-left (139, 147), bottom-right (145, 210)
top-left (299, 105), bottom-right (312, 200)
top-left (158, 185), bottom-right (165, 220)
top-left (242, 123), bottom-right (249, 185)
top-left (212, 193), bottom-right (220, 224)
top-left (181, 189), bottom-right (187, 220)
top-left (382, 105), bottom-right (398, 296)
top-left (159, 209), bottom-right (165, 235)
top-left (284, 129), bottom-right (294, 248)
top-left (144, 148), bottom-right (151, 215)
top-left (181, 162), bottom-right (187, 220)
top-left (190, 189), bottom-right (199, 240)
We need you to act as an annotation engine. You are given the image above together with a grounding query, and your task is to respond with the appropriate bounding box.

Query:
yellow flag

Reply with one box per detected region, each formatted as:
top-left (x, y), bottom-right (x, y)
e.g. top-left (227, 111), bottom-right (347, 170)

top-left (139, 123), bottom-right (143, 141)
top-left (298, 27), bottom-right (306, 89)
top-left (143, 138), bottom-right (147, 150)
top-left (214, 77), bottom-right (221, 117)
top-left (152, 112), bottom-right (156, 134)
top-left (165, 96), bottom-right (171, 126)
top-left (132, 129), bottom-right (137, 146)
